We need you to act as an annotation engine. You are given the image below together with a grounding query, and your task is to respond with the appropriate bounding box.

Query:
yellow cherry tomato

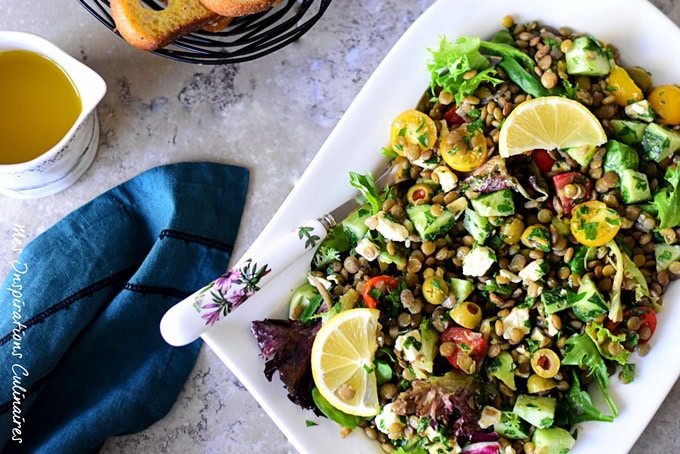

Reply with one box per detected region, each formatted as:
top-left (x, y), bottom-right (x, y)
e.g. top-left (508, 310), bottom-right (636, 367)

top-left (570, 200), bottom-right (622, 247)
top-left (439, 124), bottom-right (488, 172)
top-left (520, 224), bottom-right (551, 252)
top-left (607, 65), bottom-right (644, 107)
top-left (648, 85), bottom-right (680, 125)
top-left (390, 110), bottom-right (438, 155)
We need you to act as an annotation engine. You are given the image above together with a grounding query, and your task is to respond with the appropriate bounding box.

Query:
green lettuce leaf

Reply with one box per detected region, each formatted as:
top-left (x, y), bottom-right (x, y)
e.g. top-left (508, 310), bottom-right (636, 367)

top-left (311, 387), bottom-right (364, 429)
top-left (427, 36), bottom-right (502, 105)
top-left (559, 371), bottom-right (614, 426)
top-left (349, 171), bottom-right (382, 215)
top-left (585, 322), bottom-right (630, 365)
top-left (605, 241), bottom-right (624, 322)
top-left (620, 249), bottom-right (652, 303)
top-left (562, 333), bottom-right (618, 416)
top-left (653, 165), bottom-right (680, 229)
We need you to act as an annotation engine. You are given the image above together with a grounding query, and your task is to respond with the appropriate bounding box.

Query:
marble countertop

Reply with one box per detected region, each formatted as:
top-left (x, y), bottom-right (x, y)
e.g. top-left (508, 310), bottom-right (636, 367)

top-left (1, 0), bottom-right (678, 452)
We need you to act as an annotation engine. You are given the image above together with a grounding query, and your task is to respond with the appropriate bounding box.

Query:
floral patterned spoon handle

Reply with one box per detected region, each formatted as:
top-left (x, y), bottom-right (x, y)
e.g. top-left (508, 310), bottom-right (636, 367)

top-left (160, 215), bottom-right (335, 346)
top-left (160, 159), bottom-right (410, 346)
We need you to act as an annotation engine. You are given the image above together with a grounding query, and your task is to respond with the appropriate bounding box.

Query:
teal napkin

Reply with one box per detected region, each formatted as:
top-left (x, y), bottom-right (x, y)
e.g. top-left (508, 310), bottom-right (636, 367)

top-left (0, 162), bottom-right (249, 453)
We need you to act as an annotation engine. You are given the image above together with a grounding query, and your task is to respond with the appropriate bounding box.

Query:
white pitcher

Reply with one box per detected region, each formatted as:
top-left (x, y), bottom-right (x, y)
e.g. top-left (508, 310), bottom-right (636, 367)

top-left (0, 31), bottom-right (107, 198)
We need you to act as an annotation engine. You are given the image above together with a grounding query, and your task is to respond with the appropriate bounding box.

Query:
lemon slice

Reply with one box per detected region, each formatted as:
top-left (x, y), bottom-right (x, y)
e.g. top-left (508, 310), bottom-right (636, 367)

top-left (311, 308), bottom-right (381, 417)
top-left (498, 96), bottom-right (607, 158)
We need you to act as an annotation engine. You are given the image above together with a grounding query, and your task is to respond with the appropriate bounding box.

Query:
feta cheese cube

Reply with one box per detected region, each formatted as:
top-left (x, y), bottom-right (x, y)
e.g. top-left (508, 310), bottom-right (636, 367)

top-left (625, 100), bottom-right (655, 122)
top-left (355, 238), bottom-right (380, 261)
top-left (432, 165), bottom-right (459, 192)
top-left (462, 246), bottom-right (495, 277)
top-left (374, 403), bottom-right (404, 434)
top-left (367, 212), bottom-right (409, 242)
top-left (519, 259), bottom-right (547, 284)
top-left (395, 330), bottom-right (422, 363)
top-left (502, 307), bottom-right (530, 340)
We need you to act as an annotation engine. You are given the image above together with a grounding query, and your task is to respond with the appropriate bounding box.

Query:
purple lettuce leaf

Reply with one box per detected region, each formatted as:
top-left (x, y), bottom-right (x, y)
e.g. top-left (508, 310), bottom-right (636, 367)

top-left (392, 371), bottom-right (483, 443)
top-left (505, 154), bottom-right (550, 201)
top-left (250, 318), bottom-right (322, 414)
top-left (463, 155), bottom-right (549, 203)
top-left (464, 156), bottom-right (514, 193)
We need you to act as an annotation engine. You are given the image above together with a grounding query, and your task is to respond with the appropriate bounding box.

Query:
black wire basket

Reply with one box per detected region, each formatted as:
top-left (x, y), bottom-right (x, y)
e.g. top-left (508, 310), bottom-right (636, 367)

top-left (77, 0), bottom-right (332, 64)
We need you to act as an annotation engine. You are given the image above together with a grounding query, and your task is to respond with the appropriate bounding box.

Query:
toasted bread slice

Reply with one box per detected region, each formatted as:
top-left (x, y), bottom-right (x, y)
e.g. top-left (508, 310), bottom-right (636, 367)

top-left (111, 0), bottom-right (220, 51)
top-left (199, 0), bottom-right (279, 17)
top-left (201, 15), bottom-right (234, 32)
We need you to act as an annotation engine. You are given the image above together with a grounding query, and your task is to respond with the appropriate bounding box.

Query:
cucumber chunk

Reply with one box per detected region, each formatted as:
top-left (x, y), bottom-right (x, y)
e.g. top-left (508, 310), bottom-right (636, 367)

top-left (513, 394), bottom-right (556, 429)
top-left (487, 351), bottom-right (516, 391)
top-left (288, 283), bottom-right (319, 320)
top-left (571, 274), bottom-right (608, 322)
top-left (642, 123), bottom-right (680, 162)
top-left (447, 277), bottom-right (475, 302)
top-left (378, 250), bottom-right (406, 270)
top-left (603, 140), bottom-right (639, 176)
top-left (655, 244), bottom-right (680, 272)
top-left (341, 204), bottom-right (371, 246)
top-left (464, 207), bottom-right (493, 244)
top-left (532, 427), bottom-right (576, 454)
top-left (406, 204), bottom-right (456, 240)
top-left (620, 169), bottom-right (651, 203)
top-left (564, 36), bottom-right (610, 76)
top-left (541, 286), bottom-right (573, 315)
top-left (470, 189), bottom-right (515, 217)
top-left (565, 144), bottom-right (598, 168)
top-left (494, 411), bottom-right (530, 440)
top-left (610, 119), bottom-right (647, 146)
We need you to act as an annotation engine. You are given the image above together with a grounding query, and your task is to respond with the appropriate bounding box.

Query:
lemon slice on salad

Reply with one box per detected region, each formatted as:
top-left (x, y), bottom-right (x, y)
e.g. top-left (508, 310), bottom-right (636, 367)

top-left (498, 96), bottom-right (607, 157)
top-left (311, 308), bottom-right (381, 417)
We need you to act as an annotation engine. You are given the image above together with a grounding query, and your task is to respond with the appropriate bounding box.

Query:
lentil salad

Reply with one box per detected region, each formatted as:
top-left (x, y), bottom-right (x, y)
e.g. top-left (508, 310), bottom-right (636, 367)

top-left (251, 16), bottom-right (680, 454)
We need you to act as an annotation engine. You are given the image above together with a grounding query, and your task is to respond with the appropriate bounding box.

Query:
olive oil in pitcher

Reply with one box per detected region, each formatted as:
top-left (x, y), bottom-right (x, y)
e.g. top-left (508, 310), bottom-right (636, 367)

top-left (0, 49), bottom-right (82, 164)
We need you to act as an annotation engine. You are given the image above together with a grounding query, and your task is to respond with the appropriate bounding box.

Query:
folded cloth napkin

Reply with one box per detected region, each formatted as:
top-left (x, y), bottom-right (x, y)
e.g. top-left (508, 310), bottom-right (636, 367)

top-left (0, 162), bottom-right (249, 453)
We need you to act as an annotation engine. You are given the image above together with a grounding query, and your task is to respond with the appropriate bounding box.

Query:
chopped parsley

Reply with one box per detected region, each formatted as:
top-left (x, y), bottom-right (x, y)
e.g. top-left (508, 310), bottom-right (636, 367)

top-left (403, 336), bottom-right (423, 351)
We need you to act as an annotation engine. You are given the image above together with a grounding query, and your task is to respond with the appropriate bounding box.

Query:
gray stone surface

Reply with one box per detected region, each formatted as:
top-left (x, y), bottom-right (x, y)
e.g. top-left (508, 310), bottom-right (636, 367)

top-left (0, 0), bottom-right (678, 452)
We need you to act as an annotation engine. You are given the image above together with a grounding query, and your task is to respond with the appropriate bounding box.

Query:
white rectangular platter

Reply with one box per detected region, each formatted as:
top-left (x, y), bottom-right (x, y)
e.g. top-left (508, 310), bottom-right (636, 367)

top-left (204, 0), bottom-right (680, 452)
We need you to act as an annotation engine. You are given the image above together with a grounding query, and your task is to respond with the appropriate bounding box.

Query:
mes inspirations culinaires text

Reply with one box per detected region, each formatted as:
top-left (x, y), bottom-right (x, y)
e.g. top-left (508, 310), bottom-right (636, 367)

top-left (7, 223), bottom-right (28, 444)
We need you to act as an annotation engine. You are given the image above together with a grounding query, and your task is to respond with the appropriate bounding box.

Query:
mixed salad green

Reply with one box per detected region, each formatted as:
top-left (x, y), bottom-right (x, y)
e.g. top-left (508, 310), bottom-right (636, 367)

top-left (252, 17), bottom-right (680, 454)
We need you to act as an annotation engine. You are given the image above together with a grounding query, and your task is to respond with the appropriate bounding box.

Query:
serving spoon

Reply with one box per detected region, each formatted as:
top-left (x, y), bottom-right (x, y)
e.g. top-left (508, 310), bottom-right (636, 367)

top-left (160, 158), bottom-right (411, 346)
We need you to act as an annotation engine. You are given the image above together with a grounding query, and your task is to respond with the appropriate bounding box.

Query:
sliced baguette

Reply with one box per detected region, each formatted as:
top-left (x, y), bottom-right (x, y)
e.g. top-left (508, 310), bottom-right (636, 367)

top-left (111, 0), bottom-right (220, 51)
top-left (201, 15), bottom-right (234, 32)
top-left (199, 0), bottom-right (279, 17)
